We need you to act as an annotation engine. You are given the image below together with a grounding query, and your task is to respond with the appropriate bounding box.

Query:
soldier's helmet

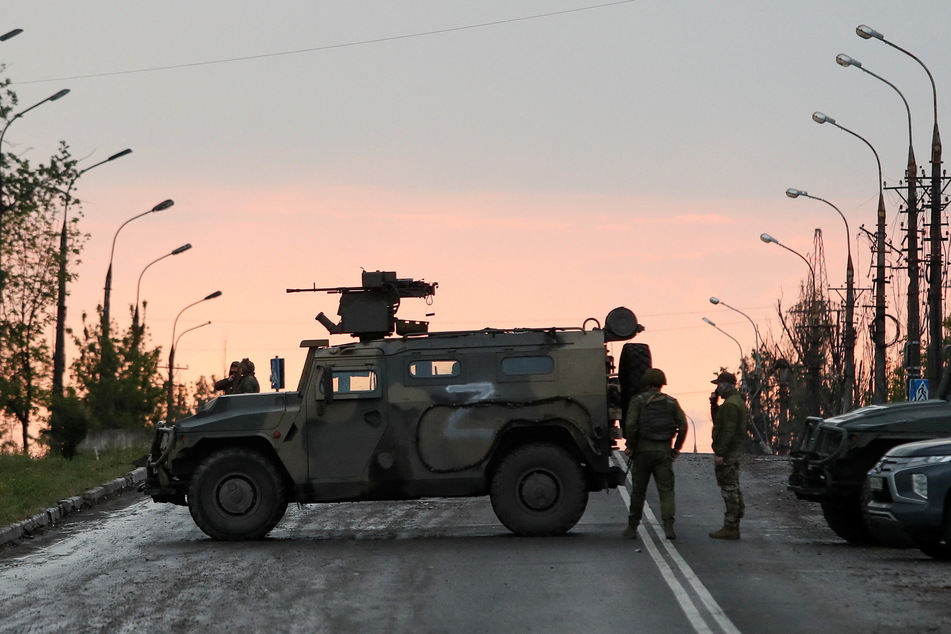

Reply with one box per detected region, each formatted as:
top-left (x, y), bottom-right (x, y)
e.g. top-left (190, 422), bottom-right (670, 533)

top-left (711, 371), bottom-right (737, 385)
top-left (643, 368), bottom-right (667, 387)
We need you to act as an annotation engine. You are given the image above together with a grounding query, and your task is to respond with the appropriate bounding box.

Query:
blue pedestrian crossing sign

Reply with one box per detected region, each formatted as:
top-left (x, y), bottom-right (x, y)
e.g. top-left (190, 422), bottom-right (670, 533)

top-left (910, 378), bottom-right (929, 401)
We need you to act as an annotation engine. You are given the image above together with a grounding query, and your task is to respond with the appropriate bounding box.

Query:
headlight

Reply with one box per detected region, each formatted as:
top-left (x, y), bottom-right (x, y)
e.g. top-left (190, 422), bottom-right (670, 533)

top-left (903, 455), bottom-right (951, 468)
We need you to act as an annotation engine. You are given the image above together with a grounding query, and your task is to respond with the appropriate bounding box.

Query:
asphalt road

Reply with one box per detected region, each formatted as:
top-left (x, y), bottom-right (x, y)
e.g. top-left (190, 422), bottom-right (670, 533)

top-left (0, 453), bottom-right (949, 633)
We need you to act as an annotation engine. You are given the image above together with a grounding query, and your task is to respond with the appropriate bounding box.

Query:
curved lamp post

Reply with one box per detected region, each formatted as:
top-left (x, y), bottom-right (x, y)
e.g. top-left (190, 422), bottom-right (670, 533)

top-left (134, 243), bottom-right (192, 334)
top-left (702, 317), bottom-right (744, 362)
top-left (102, 199), bottom-right (174, 337)
top-left (51, 149), bottom-right (132, 404)
top-left (167, 290), bottom-right (221, 421)
top-left (836, 52), bottom-right (922, 395)
top-left (761, 232), bottom-right (821, 416)
top-left (812, 112), bottom-right (888, 403)
top-left (0, 88), bottom-right (70, 300)
top-left (785, 188), bottom-right (856, 412)
top-left (857, 24), bottom-right (943, 387)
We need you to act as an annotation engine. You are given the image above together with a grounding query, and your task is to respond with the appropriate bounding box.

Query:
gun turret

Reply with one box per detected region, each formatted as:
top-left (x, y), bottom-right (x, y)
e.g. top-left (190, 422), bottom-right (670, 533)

top-left (287, 271), bottom-right (437, 341)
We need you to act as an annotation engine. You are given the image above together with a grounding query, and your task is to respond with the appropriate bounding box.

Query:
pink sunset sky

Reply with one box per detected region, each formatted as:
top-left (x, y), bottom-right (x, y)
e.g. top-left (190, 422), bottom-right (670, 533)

top-left (4, 1), bottom-right (951, 452)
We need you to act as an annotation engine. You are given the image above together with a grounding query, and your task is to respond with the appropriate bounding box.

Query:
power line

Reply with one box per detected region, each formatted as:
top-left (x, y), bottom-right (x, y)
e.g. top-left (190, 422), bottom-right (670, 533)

top-left (14, 1), bottom-right (639, 85)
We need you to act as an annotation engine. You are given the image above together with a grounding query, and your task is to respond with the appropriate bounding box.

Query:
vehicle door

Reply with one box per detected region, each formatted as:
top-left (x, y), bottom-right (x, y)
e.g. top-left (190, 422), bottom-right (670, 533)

top-left (307, 358), bottom-right (387, 480)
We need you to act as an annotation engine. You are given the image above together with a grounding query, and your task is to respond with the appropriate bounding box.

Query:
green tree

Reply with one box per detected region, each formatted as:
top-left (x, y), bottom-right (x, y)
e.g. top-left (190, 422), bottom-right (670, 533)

top-left (1, 72), bottom-right (80, 453)
top-left (70, 308), bottom-right (165, 430)
top-left (41, 389), bottom-right (92, 459)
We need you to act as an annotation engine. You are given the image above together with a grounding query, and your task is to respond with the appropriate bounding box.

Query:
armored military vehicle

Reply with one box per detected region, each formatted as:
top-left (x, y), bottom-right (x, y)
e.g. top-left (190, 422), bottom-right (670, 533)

top-left (143, 271), bottom-right (648, 540)
top-left (788, 353), bottom-right (951, 544)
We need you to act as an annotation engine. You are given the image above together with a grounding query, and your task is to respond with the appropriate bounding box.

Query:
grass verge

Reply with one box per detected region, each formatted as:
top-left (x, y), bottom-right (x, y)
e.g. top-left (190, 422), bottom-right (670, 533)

top-left (0, 446), bottom-right (147, 527)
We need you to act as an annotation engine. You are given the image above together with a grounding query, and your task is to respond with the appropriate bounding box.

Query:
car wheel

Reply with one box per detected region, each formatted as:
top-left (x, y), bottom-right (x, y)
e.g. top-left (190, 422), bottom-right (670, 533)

top-left (821, 495), bottom-right (876, 545)
top-left (188, 447), bottom-right (287, 541)
top-left (490, 443), bottom-right (588, 536)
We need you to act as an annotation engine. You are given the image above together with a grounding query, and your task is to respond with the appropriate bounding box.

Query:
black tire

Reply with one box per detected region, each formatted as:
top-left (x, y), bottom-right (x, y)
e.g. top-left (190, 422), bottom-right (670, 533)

top-left (916, 505), bottom-right (951, 560)
top-left (821, 496), bottom-right (876, 545)
top-left (187, 447), bottom-right (288, 541)
top-left (490, 443), bottom-right (588, 536)
top-left (618, 343), bottom-right (652, 428)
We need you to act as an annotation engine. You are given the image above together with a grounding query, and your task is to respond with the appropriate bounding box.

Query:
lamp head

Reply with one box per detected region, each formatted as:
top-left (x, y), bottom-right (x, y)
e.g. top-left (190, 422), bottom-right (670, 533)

top-left (152, 199), bottom-right (174, 212)
top-left (0, 29), bottom-right (23, 42)
top-left (856, 25), bottom-right (883, 41)
top-left (108, 148), bottom-right (132, 161)
top-left (171, 243), bottom-right (192, 255)
top-left (812, 112), bottom-right (834, 125)
top-left (760, 233), bottom-right (778, 244)
top-left (204, 290), bottom-right (223, 300)
top-left (786, 188), bottom-right (806, 199)
top-left (836, 54), bottom-right (861, 68)
top-left (49, 89), bottom-right (70, 101)
top-left (709, 297), bottom-right (720, 305)
top-left (702, 317), bottom-right (716, 326)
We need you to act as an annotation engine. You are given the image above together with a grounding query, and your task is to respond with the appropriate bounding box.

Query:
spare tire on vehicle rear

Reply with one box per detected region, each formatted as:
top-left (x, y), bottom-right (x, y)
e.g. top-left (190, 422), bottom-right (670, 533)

top-left (618, 342), bottom-right (652, 431)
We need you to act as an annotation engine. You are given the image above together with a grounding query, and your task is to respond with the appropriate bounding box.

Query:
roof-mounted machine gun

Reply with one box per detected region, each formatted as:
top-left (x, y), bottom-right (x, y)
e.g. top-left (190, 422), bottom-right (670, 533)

top-left (287, 270), bottom-right (437, 341)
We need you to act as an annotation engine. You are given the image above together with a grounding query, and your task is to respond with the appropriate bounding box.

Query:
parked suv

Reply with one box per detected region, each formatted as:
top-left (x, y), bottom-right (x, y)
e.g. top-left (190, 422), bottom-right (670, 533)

top-left (143, 271), bottom-right (650, 540)
top-left (788, 354), bottom-right (951, 545)
top-left (865, 438), bottom-right (951, 559)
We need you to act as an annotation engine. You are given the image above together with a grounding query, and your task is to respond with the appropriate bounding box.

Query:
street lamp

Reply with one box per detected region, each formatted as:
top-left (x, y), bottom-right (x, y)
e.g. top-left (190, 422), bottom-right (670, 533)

top-left (812, 112), bottom-right (888, 404)
top-left (836, 53), bottom-right (922, 397)
top-left (785, 188), bottom-right (856, 413)
top-left (51, 149), bottom-right (132, 404)
top-left (102, 199), bottom-right (174, 337)
top-left (857, 24), bottom-right (943, 389)
top-left (134, 243), bottom-right (193, 334)
top-left (702, 317), bottom-right (744, 362)
top-left (0, 29), bottom-right (23, 41)
top-left (708, 297), bottom-right (761, 358)
top-left (0, 88), bottom-right (71, 297)
top-left (761, 232), bottom-right (821, 416)
top-left (167, 290), bottom-right (222, 421)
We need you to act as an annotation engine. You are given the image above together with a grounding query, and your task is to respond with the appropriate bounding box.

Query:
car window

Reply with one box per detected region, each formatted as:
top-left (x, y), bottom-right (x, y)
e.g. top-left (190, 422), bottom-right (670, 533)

top-left (409, 360), bottom-right (460, 378)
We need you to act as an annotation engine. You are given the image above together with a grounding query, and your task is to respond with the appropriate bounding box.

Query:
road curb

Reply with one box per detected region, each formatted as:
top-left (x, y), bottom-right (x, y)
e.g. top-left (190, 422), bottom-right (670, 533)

top-left (0, 466), bottom-right (146, 548)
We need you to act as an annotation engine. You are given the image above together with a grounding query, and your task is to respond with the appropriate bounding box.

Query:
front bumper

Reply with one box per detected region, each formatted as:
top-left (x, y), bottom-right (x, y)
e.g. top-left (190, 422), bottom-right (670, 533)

top-left (142, 426), bottom-right (186, 504)
top-left (788, 417), bottom-right (850, 501)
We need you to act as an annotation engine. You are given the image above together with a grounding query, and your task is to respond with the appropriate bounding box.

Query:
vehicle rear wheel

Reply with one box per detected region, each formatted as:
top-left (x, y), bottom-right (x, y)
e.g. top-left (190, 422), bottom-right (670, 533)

top-left (821, 495), bottom-right (876, 545)
top-left (188, 447), bottom-right (287, 541)
top-left (490, 443), bottom-right (588, 536)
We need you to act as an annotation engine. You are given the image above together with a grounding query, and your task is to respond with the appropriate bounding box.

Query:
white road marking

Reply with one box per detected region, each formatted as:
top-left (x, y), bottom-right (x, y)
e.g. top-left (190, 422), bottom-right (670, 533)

top-left (613, 452), bottom-right (741, 634)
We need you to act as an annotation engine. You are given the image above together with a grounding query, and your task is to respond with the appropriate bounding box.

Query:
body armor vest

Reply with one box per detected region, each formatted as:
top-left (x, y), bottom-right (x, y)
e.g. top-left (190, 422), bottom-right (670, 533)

top-left (639, 395), bottom-right (676, 441)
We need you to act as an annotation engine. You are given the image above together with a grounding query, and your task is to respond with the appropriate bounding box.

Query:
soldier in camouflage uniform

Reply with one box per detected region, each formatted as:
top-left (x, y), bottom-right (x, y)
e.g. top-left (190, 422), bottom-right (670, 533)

top-left (709, 371), bottom-right (748, 540)
top-left (622, 368), bottom-right (687, 541)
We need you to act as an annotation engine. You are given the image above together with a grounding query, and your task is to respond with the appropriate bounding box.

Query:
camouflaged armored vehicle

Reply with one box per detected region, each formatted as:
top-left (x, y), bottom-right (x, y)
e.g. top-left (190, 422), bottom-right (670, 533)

top-left (144, 271), bottom-right (649, 540)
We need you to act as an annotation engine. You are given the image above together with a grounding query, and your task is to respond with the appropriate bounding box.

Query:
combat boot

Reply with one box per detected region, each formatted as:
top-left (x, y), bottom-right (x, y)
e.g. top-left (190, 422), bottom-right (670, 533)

top-left (622, 523), bottom-right (639, 540)
top-left (708, 525), bottom-right (740, 540)
top-left (663, 520), bottom-right (676, 540)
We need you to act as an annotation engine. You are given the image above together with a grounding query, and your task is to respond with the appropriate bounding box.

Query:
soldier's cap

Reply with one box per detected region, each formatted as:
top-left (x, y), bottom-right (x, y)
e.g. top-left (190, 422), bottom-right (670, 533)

top-left (711, 371), bottom-right (737, 385)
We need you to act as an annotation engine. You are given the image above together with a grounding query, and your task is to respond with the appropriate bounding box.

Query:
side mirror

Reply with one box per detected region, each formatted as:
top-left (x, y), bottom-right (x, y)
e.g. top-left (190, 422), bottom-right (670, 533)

top-left (320, 366), bottom-right (334, 404)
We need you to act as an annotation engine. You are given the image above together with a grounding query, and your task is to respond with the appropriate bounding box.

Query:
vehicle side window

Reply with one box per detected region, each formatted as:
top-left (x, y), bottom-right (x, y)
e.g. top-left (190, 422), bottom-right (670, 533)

top-left (501, 355), bottom-right (554, 376)
top-left (319, 369), bottom-right (379, 399)
top-left (409, 360), bottom-right (460, 379)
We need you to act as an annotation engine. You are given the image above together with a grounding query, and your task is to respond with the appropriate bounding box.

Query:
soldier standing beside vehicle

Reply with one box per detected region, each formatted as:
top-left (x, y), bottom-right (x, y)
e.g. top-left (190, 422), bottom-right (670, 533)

top-left (709, 371), bottom-right (748, 540)
top-left (623, 368), bottom-right (687, 541)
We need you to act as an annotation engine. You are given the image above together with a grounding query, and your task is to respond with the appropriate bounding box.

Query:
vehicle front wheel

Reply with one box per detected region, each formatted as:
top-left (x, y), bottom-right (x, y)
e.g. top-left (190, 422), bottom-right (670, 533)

top-left (490, 443), bottom-right (588, 536)
top-left (188, 447), bottom-right (287, 541)
top-left (821, 495), bottom-right (876, 545)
